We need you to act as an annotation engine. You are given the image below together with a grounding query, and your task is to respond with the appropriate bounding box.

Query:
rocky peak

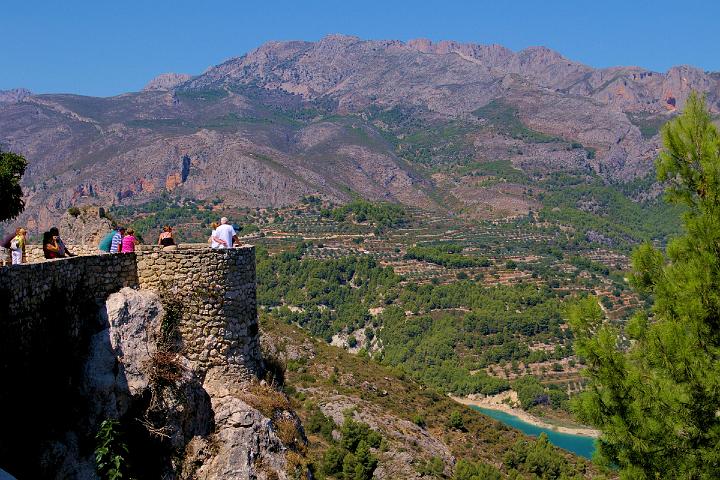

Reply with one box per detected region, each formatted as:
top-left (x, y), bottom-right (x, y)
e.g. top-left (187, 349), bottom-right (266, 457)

top-left (143, 73), bottom-right (193, 91)
top-left (0, 88), bottom-right (31, 104)
top-left (318, 33), bottom-right (362, 45)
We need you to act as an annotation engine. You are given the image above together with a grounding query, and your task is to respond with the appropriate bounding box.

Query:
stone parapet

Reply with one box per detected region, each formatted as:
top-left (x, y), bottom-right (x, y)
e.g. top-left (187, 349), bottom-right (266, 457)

top-left (1, 245), bottom-right (260, 378)
top-left (135, 247), bottom-right (260, 376)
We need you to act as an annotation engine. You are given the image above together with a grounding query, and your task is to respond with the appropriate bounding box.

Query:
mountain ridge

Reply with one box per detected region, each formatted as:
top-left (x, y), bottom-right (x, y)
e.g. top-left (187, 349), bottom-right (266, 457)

top-left (2, 35), bottom-right (719, 233)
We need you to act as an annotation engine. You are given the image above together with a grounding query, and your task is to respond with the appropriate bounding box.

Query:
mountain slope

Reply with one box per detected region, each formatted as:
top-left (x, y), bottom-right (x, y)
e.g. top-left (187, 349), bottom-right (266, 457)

top-left (1, 36), bottom-right (719, 232)
top-left (260, 315), bottom-right (601, 479)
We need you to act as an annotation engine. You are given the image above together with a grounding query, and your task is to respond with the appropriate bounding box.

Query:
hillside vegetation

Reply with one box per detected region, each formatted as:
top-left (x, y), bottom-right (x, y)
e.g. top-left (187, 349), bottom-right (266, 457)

top-left (261, 316), bottom-right (602, 479)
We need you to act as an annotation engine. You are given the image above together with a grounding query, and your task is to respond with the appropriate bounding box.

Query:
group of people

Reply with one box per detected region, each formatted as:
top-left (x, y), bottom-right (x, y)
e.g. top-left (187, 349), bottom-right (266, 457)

top-left (1, 217), bottom-right (241, 267)
top-left (0, 226), bottom-right (75, 266)
top-left (42, 227), bottom-right (76, 259)
top-left (209, 217), bottom-right (239, 249)
top-left (98, 226), bottom-right (141, 254)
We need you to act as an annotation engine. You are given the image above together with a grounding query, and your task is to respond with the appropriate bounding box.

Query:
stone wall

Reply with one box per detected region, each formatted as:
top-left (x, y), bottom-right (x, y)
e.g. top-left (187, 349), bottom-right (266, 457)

top-left (135, 247), bottom-right (260, 376)
top-left (2, 245), bottom-right (260, 376)
top-left (25, 243), bottom-right (102, 263)
top-left (0, 253), bottom-right (139, 325)
top-left (0, 245), bottom-right (261, 477)
top-left (0, 254), bottom-right (140, 473)
top-left (23, 243), bottom-right (211, 263)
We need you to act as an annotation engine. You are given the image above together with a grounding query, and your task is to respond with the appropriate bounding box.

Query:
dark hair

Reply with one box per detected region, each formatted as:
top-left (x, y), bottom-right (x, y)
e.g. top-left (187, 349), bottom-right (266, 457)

top-left (49, 227), bottom-right (59, 236)
top-left (42, 231), bottom-right (53, 245)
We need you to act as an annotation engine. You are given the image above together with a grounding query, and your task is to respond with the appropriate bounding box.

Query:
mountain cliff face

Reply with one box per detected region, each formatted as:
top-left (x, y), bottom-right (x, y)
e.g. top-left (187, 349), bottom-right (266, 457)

top-left (2, 35), bottom-right (719, 232)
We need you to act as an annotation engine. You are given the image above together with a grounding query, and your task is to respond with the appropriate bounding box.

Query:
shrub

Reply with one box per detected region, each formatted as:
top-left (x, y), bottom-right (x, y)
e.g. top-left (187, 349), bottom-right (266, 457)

top-left (95, 419), bottom-right (130, 480)
top-left (274, 417), bottom-right (302, 449)
top-left (322, 445), bottom-right (346, 475)
top-left (305, 406), bottom-right (335, 441)
top-left (448, 411), bottom-right (465, 431)
top-left (453, 459), bottom-right (502, 480)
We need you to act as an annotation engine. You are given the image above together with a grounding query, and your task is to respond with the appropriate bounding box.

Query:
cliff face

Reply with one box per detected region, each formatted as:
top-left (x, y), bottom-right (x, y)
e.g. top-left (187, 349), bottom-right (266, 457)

top-left (65, 288), bottom-right (297, 479)
top-left (0, 249), bottom-right (306, 479)
top-left (2, 35), bottom-right (719, 231)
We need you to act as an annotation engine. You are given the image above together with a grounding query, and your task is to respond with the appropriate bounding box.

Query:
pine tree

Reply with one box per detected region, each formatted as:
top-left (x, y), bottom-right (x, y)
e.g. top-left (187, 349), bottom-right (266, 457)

top-left (569, 92), bottom-right (720, 479)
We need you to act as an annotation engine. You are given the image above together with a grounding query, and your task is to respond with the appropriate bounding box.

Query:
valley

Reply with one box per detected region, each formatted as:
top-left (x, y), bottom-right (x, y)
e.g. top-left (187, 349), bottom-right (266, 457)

top-left (104, 191), bottom-right (677, 453)
top-left (3, 33), bottom-right (716, 478)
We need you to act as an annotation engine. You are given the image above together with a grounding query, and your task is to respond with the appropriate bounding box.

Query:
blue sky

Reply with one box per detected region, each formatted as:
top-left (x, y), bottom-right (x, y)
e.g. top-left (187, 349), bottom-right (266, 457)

top-left (3, 0), bottom-right (718, 97)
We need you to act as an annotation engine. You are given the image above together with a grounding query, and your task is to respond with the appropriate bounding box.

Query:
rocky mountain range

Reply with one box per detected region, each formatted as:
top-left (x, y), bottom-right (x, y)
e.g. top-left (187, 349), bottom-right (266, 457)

top-left (2, 34), bottom-right (719, 232)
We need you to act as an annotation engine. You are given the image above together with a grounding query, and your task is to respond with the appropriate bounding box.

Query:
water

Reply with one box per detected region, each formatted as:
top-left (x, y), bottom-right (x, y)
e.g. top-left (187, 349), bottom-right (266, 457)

top-left (471, 406), bottom-right (597, 459)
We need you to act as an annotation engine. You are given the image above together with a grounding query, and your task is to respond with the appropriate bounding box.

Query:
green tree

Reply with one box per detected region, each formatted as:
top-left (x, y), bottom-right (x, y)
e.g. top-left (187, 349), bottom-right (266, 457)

top-left (322, 445), bottom-right (346, 475)
top-left (453, 459), bottom-right (502, 480)
top-left (447, 410), bottom-right (465, 430)
top-left (0, 150), bottom-right (27, 222)
top-left (569, 92), bottom-right (720, 479)
top-left (349, 440), bottom-right (377, 480)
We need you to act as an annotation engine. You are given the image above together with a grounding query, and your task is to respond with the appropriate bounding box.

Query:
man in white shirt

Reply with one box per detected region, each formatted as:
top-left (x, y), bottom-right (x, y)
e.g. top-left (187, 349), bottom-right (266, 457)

top-left (213, 217), bottom-right (237, 249)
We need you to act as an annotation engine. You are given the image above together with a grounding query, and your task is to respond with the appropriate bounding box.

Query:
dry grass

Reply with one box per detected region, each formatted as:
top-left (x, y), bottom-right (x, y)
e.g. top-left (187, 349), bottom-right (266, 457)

top-left (143, 350), bottom-right (185, 386)
top-left (253, 456), bottom-right (280, 480)
top-left (239, 381), bottom-right (292, 418)
top-left (285, 451), bottom-right (310, 479)
top-left (275, 417), bottom-right (303, 450)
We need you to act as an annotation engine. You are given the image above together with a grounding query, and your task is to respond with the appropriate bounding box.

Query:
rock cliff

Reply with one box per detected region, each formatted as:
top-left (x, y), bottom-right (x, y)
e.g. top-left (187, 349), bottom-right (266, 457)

top-left (29, 287), bottom-right (302, 479)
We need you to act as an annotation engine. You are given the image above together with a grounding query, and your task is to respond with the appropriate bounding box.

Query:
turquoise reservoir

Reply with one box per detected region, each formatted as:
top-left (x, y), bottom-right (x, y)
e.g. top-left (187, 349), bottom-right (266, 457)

top-left (471, 406), bottom-right (597, 460)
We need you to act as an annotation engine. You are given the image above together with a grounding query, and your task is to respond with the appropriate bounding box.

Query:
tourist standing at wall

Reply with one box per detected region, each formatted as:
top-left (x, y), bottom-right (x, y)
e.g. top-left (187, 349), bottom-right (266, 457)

top-left (121, 228), bottom-right (138, 253)
top-left (1, 230), bottom-right (16, 266)
top-left (10, 228), bottom-right (26, 265)
top-left (158, 225), bottom-right (176, 250)
top-left (209, 222), bottom-right (220, 248)
top-left (98, 228), bottom-right (117, 254)
top-left (110, 227), bottom-right (125, 254)
top-left (43, 231), bottom-right (61, 259)
top-left (49, 227), bottom-right (76, 257)
top-left (213, 217), bottom-right (237, 249)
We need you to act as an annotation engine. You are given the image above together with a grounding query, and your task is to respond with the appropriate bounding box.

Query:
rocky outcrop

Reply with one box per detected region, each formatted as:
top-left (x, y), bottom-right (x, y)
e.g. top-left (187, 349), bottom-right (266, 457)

top-left (49, 287), bottom-right (298, 479)
top-left (0, 88), bottom-right (31, 104)
top-left (83, 288), bottom-right (165, 422)
top-left (143, 73), bottom-right (193, 91)
top-left (54, 206), bottom-right (114, 246)
top-left (187, 367), bottom-right (293, 479)
top-left (0, 248), bottom-right (302, 479)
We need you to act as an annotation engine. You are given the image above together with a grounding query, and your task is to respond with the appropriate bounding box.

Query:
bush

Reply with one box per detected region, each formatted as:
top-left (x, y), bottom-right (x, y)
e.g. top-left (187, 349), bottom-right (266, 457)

top-left (512, 376), bottom-right (546, 410)
top-left (322, 445), bottom-right (346, 475)
top-left (321, 417), bottom-right (381, 480)
top-left (453, 459), bottom-right (502, 480)
top-left (305, 406), bottom-right (335, 441)
top-left (448, 411), bottom-right (465, 431)
top-left (418, 456), bottom-right (445, 477)
top-left (95, 419), bottom-right (131, 480)
top-left (67, 206), bottom-right (81, 217)
top-left (340, 417), bottom-right (381, 451)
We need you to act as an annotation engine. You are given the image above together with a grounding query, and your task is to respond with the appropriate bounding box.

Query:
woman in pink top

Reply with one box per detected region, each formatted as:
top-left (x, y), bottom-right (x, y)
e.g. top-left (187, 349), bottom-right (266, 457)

top-left (121, 228), bottom-right (139, 253)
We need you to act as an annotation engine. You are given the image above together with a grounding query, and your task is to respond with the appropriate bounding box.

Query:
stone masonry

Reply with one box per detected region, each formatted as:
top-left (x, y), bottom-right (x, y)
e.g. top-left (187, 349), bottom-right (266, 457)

top-left (0, 246), bottom-right (264, 478)
top-left (135, 246), bottom-right (260, 376)
top-left (0, 245), bottom-right (261, 377)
